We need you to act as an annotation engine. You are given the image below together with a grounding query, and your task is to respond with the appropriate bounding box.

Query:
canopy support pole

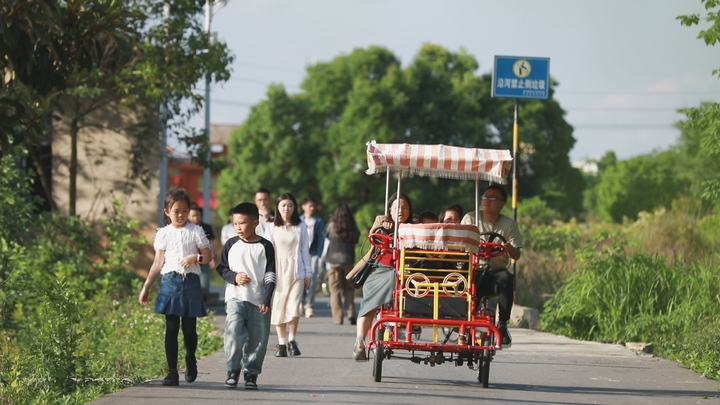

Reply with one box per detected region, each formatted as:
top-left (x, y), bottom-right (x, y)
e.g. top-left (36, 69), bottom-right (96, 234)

top-left (512, 98), bottom-right (519, 222)
top-left (474, 177), bottom-right (480, 228)
top-left (393, 170), bottom-right (403, 246)
top-left (384, 170), bottom-right (391, 215)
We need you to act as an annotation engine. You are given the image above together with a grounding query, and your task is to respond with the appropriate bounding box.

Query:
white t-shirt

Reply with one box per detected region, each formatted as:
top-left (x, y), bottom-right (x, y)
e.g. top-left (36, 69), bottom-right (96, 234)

top-left (303, 216), bottom-right (316, 248)
top-left (256, 215), bottom-right (271, 237)
top-left (221, 222), bottom-right (235, 245)
top-left (220, 237), bottom-right (276, 307)
top-left (153, 223), bottom-right (210, 275)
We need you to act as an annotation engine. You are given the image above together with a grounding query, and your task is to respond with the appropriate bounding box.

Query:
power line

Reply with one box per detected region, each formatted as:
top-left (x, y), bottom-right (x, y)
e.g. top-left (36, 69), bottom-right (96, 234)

top-left (572, 124), bottom-right (677, 130)
top-left (557, 91), bottom-right (720, 96)
top-left (234, 60), bottom-right (305, 73)
top-left (224, 76), bottom-right (286, 85)
top-left (566, 107), bottom-right (687, 112)
top-left (212, 98), bottom-right (253, 107)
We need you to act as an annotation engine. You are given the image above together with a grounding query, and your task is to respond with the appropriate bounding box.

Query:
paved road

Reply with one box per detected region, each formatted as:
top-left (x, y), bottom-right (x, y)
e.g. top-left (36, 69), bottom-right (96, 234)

top-left (90, 294), bottom-right (720, 405)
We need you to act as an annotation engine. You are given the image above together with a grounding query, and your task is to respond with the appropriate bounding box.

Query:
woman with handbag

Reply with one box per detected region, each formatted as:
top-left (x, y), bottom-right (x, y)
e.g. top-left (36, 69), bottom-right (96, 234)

top-left (324, 203), bottom-right (360, 326)
top-left (351, 193), bottom-right (413, 361)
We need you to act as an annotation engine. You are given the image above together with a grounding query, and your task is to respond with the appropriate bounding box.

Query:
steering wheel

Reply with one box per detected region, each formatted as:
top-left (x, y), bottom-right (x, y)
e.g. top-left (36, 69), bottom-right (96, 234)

top-left (477, 231), bottom-right (507, 259)
top-left (405, 273), bottom-right (431, 298)
top-left (368, 226), bottom-right (393, 252)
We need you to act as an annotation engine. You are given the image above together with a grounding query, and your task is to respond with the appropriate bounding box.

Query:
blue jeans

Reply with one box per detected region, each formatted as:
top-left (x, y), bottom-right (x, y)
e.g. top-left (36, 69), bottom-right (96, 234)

top-left (303, 255), bottom-right (324, 309)
top-left (224, 299), bottom-right (270, 375)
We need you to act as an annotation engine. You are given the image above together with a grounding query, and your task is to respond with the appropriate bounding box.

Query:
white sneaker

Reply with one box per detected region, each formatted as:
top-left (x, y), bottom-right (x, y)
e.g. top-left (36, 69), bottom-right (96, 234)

top-left (352, 340), bottom-right (366, 361)
top-left (305, 307), bottom-right (314, 318)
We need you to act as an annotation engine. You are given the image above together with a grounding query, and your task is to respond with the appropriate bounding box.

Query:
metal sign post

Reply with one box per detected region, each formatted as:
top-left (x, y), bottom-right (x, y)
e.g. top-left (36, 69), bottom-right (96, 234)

top-left (492, 55), bottom-right (550, 222)
top-left (492, 55), bottom-right (550, 279)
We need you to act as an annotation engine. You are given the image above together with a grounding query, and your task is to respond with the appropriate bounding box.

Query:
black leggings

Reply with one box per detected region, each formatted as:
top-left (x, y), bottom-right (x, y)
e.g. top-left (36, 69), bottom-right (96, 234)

top-left (165, 315), bottom-right (198, 370)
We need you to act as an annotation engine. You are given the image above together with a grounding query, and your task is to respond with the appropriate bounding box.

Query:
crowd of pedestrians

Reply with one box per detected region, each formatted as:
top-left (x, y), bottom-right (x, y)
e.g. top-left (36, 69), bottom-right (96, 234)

top-left (138, 184), bottom-right (522, 389)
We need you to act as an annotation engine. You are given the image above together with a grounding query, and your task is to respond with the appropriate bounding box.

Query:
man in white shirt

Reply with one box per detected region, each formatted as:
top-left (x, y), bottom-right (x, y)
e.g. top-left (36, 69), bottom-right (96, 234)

top-left (254, 188), bottom-right (274, 237)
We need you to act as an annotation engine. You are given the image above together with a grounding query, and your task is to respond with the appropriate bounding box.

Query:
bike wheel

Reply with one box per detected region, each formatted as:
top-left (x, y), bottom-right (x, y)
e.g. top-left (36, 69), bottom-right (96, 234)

top-left (477, 334), bottom-right (492, 388)
top-left (373, 342), bottom-right (384, 382)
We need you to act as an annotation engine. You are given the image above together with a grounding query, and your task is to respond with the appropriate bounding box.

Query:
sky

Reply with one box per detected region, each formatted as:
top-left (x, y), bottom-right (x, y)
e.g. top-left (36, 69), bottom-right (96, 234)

top-left (195, 0), bottom-right (720, 162)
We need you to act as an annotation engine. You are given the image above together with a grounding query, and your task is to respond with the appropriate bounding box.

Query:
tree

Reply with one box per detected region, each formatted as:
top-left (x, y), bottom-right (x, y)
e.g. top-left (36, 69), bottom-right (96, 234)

top-left (480, 76), bottom-right (584, 217)
top-left (678, 1), bottom-right (720, 201)
top-left (59, 0), bottom-right (233, 215)
top-left (1, 0), bottom-right (141, 209)
top-left (217, 44), bottom-right (580, 224)
top-left (582, 151), bottom-right (617, 218)
top-left (1, 0), bottom-right (234, 214)
top-left (216, 84), bottom-right (314, 208)
top-left (594, 151), bottom-right (681, 222)
top-left (675, 104), bottom-right (720, 211)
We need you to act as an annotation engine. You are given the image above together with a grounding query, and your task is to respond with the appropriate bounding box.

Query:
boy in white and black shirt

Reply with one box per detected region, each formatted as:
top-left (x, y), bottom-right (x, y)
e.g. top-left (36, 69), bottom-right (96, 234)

top-left (216, 202), bottom-right (276, 390)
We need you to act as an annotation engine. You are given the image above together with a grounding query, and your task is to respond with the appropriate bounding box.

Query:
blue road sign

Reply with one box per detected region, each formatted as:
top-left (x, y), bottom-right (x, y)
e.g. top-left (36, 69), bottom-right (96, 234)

top-left (492, 56), bottom-right (550, 99)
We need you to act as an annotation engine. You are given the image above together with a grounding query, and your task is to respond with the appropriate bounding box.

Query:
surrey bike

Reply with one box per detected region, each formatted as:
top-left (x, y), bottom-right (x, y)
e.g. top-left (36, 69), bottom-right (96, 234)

top-left (360, 141), bottom-right (513, 388)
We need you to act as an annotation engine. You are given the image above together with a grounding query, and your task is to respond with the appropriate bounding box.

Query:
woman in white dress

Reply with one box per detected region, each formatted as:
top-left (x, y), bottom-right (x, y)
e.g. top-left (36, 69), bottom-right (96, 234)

top-left (263, 192), bottom-right (311, 357)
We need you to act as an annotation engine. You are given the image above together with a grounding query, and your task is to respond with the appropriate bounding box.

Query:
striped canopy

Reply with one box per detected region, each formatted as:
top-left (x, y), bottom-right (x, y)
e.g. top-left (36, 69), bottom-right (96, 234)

top-left (365, 141), bottom-right (513, 184)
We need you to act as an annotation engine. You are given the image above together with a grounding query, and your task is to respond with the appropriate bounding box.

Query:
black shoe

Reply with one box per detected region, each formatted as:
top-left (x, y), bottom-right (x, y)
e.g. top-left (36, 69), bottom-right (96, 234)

top-left (349, 316), bottom-right (357, 325)
top-left (288, 340), bottom-right (301, 356)
top-left (499, 324), bottom-right (512, 347)
top-left (275, 344), bottom-right (288, 357)
top-left (225, 370), bottom-right (240, 388)
top-left (162, 370), bottom-right (179, 386)
top-left (184, 355), bottom-right (197, 383)
top-left (244, 373), bottom-right (258, 390)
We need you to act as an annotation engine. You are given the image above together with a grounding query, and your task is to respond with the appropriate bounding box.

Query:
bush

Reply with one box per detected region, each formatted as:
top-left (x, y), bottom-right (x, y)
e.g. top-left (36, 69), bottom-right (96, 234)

top-left (0, 149), bottom-right (222, 403)
top-left (515, 219), bottom-right (583, 310)
top-left (542, 237), bottom-right (720, 378)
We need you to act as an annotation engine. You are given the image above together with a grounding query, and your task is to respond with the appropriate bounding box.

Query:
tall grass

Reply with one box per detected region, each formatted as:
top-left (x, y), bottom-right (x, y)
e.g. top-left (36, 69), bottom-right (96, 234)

top-left (539, 232), bottom-right (720, 379)
top-left (517, 200), bottom-right (720, 380)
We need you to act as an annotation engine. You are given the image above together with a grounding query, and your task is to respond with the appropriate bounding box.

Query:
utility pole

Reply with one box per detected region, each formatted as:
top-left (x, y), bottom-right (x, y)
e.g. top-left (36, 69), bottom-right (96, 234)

top-left (202, 0), bottom-right (212, 223)
top-left (157, 3), bottom-right (171, 227)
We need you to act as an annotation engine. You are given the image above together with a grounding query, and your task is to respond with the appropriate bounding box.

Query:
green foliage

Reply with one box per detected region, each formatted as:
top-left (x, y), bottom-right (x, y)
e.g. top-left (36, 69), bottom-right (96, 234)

top-left (593, 151), bottom-right (682, 222)
top-left (217, 85), bottom-right (314, 207)
top-left (620, 200), bottom-right (711, 260)
top-left (484, 81), bottom-right (584, 217)
top-left (542, 242), bottom-right (680, 341)
top-left (697, 204), bottom-right (720, 242)
top-left (122, 0), bottom-right (234, 168)
top-left (660, 320), bottom-right (720, 381)
top-left (1, 0), bottom-right (142, 187)
top-left (677, 1), bottom-right (720, 201)
top-left (536, 167), bottom-right (720, 378)
top-left (518, 196), bottom-right (561, 228)
top-left (217, 43), bottom-right (582, 223)
top-left (1, 0), bottom-right (235, 207)
top-left (0, 150), bottom-right (222, 403)
top-left (541, 232), bottom-right (720, 378)
top-left (516, 217), bottom-right (582, 309)
top-left (681, 103), bottom-right (720, 202)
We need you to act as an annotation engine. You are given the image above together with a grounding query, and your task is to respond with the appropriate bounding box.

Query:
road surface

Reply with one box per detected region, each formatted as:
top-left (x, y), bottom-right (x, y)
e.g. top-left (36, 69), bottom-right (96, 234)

top-left (89, 295), bottom-right (720, 405)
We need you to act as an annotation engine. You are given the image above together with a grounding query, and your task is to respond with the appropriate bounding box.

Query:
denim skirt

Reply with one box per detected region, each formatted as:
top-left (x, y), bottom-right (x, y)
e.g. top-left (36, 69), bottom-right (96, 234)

top-left (154, 272), bottom-right (208, 317)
